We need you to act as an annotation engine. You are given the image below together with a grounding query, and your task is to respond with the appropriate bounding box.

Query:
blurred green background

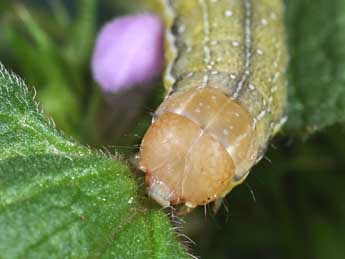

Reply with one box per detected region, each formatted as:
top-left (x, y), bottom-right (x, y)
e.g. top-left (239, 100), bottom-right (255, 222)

top-left (1, 0), bottom-right (345, 258)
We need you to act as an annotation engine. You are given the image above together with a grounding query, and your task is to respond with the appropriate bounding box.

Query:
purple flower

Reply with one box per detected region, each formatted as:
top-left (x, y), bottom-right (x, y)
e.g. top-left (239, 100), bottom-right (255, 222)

top-left (91, 13), bottom-right (165, 93)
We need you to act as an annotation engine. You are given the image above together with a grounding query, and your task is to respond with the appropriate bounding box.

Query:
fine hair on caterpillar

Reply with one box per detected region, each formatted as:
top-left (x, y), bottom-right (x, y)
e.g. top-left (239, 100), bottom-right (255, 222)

top-left (139, 0), bottom-right (288, 212)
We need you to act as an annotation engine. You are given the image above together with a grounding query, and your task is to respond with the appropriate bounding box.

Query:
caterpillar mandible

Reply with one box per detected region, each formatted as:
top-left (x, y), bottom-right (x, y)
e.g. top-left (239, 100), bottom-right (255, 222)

top-left (139, 0), bottom-right (288, 210)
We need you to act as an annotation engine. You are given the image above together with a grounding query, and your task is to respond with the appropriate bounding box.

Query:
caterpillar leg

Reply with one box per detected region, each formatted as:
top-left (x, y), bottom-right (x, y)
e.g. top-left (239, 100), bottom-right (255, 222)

top-left (212, 198), bottom-right (224, 214)
top-left (175, 205), bottom-right (194, 216)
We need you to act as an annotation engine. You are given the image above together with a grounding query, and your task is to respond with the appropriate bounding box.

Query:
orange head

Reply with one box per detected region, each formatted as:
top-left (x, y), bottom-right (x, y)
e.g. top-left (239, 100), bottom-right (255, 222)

top-left (139, 87), bottom-right (258, 208)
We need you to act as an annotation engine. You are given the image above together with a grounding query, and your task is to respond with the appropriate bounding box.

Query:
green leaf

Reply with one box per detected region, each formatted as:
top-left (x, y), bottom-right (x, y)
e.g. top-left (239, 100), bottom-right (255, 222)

top-left (0, 63), bottom-right (189, 258)
top-left (285, 0), bottom-right (345, 134)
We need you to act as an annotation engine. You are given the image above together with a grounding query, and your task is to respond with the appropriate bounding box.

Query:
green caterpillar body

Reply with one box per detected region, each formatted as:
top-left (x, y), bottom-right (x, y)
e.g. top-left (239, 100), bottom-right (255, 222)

top-left (139, 0), bottom-right (288, 210)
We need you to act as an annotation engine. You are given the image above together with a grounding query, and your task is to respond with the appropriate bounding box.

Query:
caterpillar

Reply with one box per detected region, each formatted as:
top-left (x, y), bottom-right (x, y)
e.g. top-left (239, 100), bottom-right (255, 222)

top-left (139, 0), bottom-right (288, 211)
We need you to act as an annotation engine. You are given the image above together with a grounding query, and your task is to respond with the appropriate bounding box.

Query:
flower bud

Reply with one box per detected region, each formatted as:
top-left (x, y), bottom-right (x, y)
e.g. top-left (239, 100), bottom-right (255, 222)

top-left (91, 13), bottom-right (164, 92)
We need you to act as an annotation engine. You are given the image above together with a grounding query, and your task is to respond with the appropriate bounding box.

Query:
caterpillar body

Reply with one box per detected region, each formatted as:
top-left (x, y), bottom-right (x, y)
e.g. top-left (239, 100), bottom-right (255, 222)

top-left (139, 0), bottom-right (288, 210)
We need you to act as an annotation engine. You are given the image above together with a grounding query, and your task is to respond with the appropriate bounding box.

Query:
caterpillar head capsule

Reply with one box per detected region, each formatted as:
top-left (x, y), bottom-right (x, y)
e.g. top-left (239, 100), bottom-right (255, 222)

top-left (139, 87), bottom-right (258, 209)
